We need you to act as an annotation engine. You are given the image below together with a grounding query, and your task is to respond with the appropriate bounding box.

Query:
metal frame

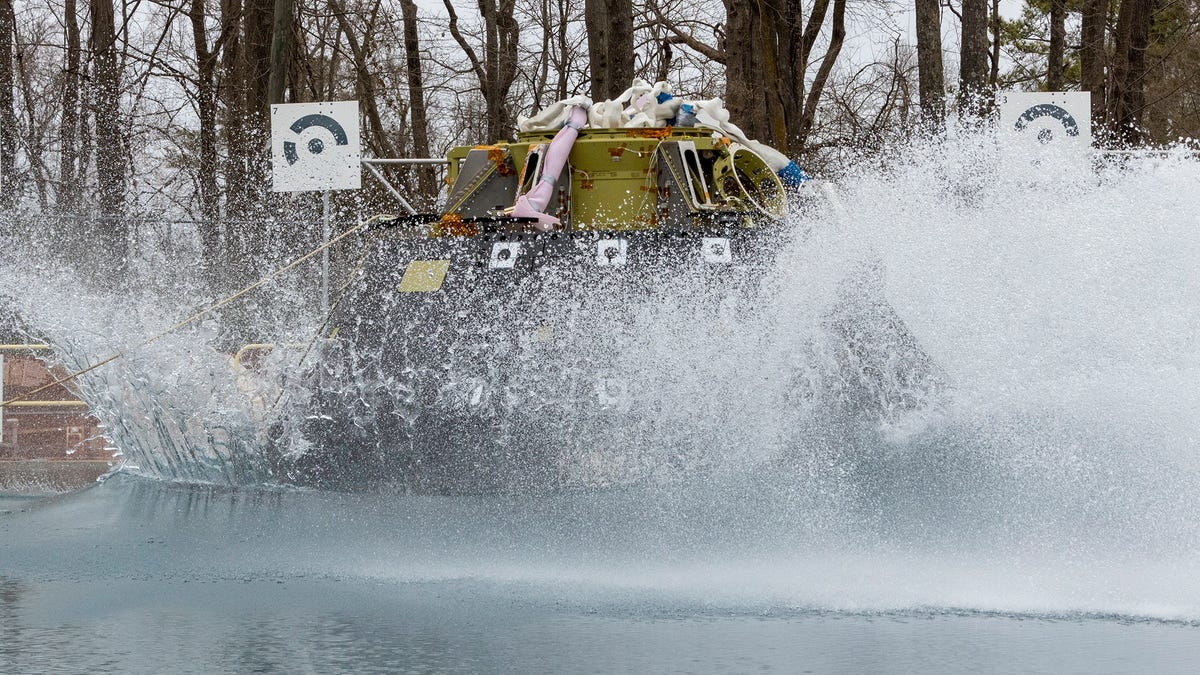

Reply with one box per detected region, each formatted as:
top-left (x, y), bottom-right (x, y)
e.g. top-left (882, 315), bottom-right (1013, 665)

top-left (361, 158), bottom-right (452, 215)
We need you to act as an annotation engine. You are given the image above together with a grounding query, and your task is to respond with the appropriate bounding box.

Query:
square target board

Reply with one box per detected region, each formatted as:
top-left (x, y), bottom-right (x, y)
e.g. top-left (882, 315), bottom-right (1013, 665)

top-left (271, 101), bottom-right (362, 192)
top-left (998, 91), bottom-right (1092, 148)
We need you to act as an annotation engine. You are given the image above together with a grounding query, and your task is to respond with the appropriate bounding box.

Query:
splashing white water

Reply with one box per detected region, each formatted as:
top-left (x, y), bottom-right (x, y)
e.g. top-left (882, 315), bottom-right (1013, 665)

top-left (3, 133), bottom-right (1200, 588)
top-left (817, 135), bottom-right (1200, 556)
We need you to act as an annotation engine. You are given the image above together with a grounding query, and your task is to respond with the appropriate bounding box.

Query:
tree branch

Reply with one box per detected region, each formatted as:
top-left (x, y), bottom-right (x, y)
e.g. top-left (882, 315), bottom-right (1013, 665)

top-left (442, 0), bottom-right (487, 83)
top-left (648, 3), bottom-right (725, 64)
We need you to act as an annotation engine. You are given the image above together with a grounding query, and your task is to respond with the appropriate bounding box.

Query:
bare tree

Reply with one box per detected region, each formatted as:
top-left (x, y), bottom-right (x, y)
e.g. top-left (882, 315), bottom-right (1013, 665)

top-left (58, 0), bottom-right (83, 212)
top-left (443, 0), bottom-right (520, 142)
top-left (655, 0), bottom-right (846, 155)
top-left (268, 0), bottom-right (296, 104)
top-left (243, 0), bottom-right (274, 204)
top-left (914, 0), bottom-right (945, 124)
top-left (330, 0), bottom-right (397, 159)
top-left (529, 0), bottom-right (553, 109)
top-left (1109, 0), bottom-right (1155, 145)
top-left (796, 0), bottom-right (847, 149)
top-left (400, 0), bottom-right (435, 200)
top-left (245, 0), bottom-right (273, 120)
top-left (90, 0), bottom-right (128, 267)
top-left (13, 19), bottom-right (54, 210)
top-left (220, 0), bottom-right (248, 221)
top-left (190, 0), bottom-right (223, 280)
top-left (817, 39), bottom-right (917, 159)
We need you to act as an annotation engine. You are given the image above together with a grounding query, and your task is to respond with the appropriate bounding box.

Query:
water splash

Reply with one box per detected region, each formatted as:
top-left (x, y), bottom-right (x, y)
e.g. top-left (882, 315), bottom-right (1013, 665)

top-left (2, 131), bottom-right (1198, 556)
top-left (0, 250), bottom-right (305, 485)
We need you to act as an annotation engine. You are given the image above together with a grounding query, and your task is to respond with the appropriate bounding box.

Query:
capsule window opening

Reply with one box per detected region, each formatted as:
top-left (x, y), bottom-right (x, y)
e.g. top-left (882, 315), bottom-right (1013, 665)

top-left (698, 150), bottom-right (719, 184)
top-left (682, 148), bottom-right (712, 206)
top-left (520, 151), bottom-right (542, 194)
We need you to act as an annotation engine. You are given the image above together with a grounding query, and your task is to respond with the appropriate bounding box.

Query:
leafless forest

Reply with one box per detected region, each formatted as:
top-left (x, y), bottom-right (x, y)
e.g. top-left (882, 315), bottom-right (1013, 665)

top-left (0, 0), bottom-right (1197, 284)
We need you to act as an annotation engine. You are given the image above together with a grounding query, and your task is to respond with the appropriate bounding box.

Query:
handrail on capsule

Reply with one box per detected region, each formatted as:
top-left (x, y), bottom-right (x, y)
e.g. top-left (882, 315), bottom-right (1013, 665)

top-left (1, 344), bottom-right (91, 410)
top-left (4, 400), bottom-right (88, 408)
top-left (232, 343), bottom-right (310, 371)
top-left (0, 344), bottom-right (51, 352)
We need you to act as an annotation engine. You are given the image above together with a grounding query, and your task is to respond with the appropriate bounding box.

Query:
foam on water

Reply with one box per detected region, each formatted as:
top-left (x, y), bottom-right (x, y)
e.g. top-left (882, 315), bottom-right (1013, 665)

top-left (3, 131), bottom-right (1200, 620)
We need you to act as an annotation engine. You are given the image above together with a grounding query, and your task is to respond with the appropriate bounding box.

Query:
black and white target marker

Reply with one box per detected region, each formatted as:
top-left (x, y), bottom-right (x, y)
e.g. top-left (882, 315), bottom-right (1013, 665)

top-left (998, 91), bottom-right (1092, 148)
top-left (271, 101), bottom-right (361, 192)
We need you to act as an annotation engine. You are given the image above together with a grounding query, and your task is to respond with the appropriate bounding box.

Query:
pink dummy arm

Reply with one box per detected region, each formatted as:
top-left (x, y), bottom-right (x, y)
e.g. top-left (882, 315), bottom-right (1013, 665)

top-left (512, 105), bottom-right (588, 231)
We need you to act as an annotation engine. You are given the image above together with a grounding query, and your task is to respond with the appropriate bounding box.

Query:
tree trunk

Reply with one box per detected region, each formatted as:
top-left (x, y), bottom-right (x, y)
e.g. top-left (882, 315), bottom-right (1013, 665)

top-left (703, 0), bottom-right (846, 154)
top-left (989, 0), bottom-right (1000, 86)
top-left (1047, 0), bottom-right (1066, 90)
top-left (14, 32), bottom-right (49, 210)
top-left (583, 0), bottom-right (607, 99)
top-left (722, 0), bottom-right (765, 144)
top-left (1080, 0), bottom-right (1107, 123)
top-left (77, 59), bottom-right (92, 193)
top-left (190, 0), bottom-right (221, 283)
top-left (534, 0), bottom-right (550, 112)
top-left (267, 0), bottom-right (294, 105)
top-left (220, 0), bottom-right (251, 279)
top-left (914, 0), bottom-right (945, 124)
top-left (756, 1), bottom-right (788, 146)
top-left (555, 0), bottom-right (569, 99)
top-left (1109, 0), bottom-right (1154, 146)
top-left (244, 0), bottom-right (272, 124)
top-left (492, 0), bottom-right (519, 141)
top-left (585, 0), bottom-right (633, 101)
top-left (243, 0), bottom-right (273, 201)
top-left (58, 0), bottom-right (82, 212)
top-left (0, 0), bottom-right (17, 209)
top-left (400, 0), bottom-right (435, 203)
top-left (90, 0), bottom-right (127, 267)
top-left (789, 0), bottom-right (835, 153)
top-left (958, 0), bottom-right (990, 119)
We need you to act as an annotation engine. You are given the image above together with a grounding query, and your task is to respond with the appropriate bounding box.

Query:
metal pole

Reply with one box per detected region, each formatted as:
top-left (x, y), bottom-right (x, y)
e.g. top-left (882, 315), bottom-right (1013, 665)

top-left (321, 191), bottom-right (330, 316)
top-left (361, 161), bottom-right (417, 214)
top-left (363, 158), bottom-right (450, 165)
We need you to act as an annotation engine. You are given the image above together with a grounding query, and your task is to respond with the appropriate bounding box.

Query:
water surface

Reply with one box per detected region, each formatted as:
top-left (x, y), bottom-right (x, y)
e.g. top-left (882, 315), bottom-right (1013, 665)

top-left (3, 475), bottom-right (1199, 673)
